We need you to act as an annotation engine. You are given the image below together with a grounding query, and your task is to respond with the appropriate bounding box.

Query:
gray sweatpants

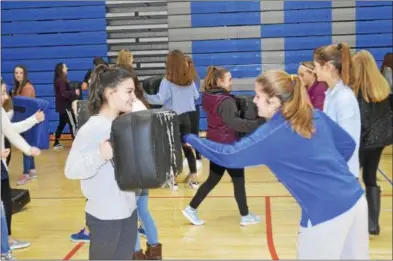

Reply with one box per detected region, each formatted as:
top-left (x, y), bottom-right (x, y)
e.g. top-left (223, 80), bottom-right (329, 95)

top-left (86, 210), bottom-right (138, 260)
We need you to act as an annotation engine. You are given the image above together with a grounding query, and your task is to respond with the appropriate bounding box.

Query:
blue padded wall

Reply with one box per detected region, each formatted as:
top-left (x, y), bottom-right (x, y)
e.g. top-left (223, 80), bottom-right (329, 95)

top-left (1, 1), bottom-right (107, 134)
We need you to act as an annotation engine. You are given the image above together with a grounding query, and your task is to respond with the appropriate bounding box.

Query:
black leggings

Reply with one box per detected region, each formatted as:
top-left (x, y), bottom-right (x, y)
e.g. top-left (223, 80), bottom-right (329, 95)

top-left (54, 109), bottom-right (77, 143)
top-left (1, 178), bottom-right (12, 236)
top-left (179, 112), bottom-right (197, 173)
top-left (190, 161), bottom-right (249, 216)
top-left (359, 147), bottom-right (384, 187)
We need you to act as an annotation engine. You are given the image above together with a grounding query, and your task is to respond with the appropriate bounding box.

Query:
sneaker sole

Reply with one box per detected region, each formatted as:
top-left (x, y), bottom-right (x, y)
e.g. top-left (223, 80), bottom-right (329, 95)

top-left (182, 210), bottom-right (205, 226)
top-left (240, 220), bottom-right (261, 226)
top-left (71, 238), bottom-right (90, 243)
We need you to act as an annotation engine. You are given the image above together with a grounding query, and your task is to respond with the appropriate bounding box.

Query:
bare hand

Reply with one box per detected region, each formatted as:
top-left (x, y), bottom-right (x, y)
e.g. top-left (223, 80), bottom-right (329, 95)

top-left (2, 149), bottom-right (10, 159)
top-left (30, 147), bottom-right (41, 156)
top-left (99, 140), bottom-right (113, 161)
top-left (75, 89), bottom-right (81, 96)
top-left (34, 110), bottom-right (45, 123)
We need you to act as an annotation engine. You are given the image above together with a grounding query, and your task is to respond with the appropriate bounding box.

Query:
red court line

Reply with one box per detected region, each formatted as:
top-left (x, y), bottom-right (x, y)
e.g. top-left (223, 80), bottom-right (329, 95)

top-left (265, 196), bottom-right (279, 260)
top-left (63, 242), bottom-right (84, 260)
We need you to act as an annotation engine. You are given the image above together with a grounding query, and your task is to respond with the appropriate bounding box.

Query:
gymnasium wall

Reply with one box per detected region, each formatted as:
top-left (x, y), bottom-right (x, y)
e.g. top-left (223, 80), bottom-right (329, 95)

top-left (1, 1), bottom-right (108, 134)
top-left (168, 1), bottom-right (393, 130)
top-left (1, 1), bottom-right (392, 134)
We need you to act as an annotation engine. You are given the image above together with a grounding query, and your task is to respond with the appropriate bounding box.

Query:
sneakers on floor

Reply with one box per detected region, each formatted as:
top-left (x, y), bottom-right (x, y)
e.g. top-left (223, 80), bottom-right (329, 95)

top-left (1, 252), bottom-right (16, 260)
top-left (240, 213), bottom-right (261, 226)
top-left (9, 239), bottom-right (30, 250)
top-left (53, 143), bottom-right (64, 151)
top-left (70, 228), bottom-right (90, 243)
top-left (16, 175), bottom-right (31, 186)
top-left (182, 206), bottom-right (205, 226)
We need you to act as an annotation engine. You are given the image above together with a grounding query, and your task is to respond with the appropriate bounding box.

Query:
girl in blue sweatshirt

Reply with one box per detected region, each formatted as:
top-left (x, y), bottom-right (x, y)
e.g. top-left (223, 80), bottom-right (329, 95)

top-left (184, 70), bottom-right (369, 259)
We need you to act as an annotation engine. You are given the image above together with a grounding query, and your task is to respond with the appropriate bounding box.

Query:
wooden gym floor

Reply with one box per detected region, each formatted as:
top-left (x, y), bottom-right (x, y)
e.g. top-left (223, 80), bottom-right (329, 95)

top-left (6, 142), bottom-right (392, 260)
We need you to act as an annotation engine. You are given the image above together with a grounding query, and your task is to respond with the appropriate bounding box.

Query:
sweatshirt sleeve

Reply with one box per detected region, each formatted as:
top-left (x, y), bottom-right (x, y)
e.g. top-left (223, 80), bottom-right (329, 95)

top-left (64, 122), bottom-right (109, 180)
top-left (144, 78), bottom-right (171, 105)
top-left (184, 125), bottom-right (271, 169)
top-left (320, 112), bottom-right (356, 162)
top-left (218, 98), bottom-right (263, 134)
top-left (1, 108), bottom-right (32, 155)
top-left (12, 115), bottom-right (39, 134)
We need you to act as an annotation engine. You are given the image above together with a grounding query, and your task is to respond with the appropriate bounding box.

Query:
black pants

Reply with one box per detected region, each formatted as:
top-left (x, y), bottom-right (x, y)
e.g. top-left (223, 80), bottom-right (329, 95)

top-left (359, 147), bottom-right (384, 187)
top-left (1, 178), bottom-right (12, 236)
top-left (86, 210), bottom-right (137, 260)
top-left (190, 105), bottom-right (201, 160)
top-left (179, 112), bottom-right (197, 173)
top-left (54, 109), bottom-right (77, 143)
top-left (190, 161), bottom-right (249, 216)
top-left (4, 138), bottom-right (11, 166)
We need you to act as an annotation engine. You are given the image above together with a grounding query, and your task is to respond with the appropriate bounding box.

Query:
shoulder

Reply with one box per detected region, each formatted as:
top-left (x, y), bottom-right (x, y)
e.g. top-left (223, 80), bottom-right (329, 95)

top-left (25, 82), bottom-right (34, 90)
top-left (132, 99), bottom-right (147, 112)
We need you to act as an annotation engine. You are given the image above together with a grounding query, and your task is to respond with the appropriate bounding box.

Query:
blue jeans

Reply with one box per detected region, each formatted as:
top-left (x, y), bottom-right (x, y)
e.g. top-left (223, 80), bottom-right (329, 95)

top-left (135, 189), bottom-right (158, 251)
top-left (23, 155), bottom-right (35, 174)
top-left (1, 203), bottom-right (10, 254)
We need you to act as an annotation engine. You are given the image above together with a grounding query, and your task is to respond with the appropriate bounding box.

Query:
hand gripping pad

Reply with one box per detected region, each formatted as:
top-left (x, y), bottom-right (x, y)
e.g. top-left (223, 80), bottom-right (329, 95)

top-left (12, 96), bottom-right (50, 149)
top-left (111, 109), bottom-right (183, 190)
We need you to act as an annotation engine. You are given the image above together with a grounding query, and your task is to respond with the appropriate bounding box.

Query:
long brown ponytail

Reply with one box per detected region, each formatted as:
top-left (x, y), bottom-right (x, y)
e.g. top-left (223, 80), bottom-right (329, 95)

top-left (255, 71), bottom-right (315, 139)
top-left (313, 42), bottom-right (353, 85)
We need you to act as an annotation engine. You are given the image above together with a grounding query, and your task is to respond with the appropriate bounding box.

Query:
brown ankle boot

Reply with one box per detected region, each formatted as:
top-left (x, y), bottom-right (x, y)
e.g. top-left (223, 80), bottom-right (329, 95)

top-left (133, 250), bottom-right (146, 260)
top-left (145, 243), bottom-right (162, 260)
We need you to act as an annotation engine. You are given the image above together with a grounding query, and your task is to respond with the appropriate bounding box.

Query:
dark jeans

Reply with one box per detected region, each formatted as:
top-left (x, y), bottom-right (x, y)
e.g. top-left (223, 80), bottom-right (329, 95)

top-left (359, 147), bottom-right (384, 187)
top-left (190, 161), bottom-right (249, 216)
top-left (86, 210), bottom-right (138, 260)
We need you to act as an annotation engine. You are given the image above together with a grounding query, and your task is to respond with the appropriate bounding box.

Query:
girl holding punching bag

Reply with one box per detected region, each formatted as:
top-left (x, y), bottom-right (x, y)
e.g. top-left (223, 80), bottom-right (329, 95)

top-left (65, 65), bottom-right (138, 260)
top-left (144, 50), bottom-right (200, 190)
top-left (184, 70), bottom-right (369, 259)
top-left (182, 66), bottom-right (264, 226)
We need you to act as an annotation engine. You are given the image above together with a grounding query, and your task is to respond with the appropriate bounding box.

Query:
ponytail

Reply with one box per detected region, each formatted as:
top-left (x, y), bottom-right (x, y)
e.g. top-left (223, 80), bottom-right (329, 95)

top-left (338, 43), bottom-right (352, 85)
top-left (255, 71), bottom-right (314, 139)
top-left (203, 66), bottom-right (228, 91)
top-left (282, 74), bottom-right (315, 139)
top-left (88, 64), bottom-right (134, 115)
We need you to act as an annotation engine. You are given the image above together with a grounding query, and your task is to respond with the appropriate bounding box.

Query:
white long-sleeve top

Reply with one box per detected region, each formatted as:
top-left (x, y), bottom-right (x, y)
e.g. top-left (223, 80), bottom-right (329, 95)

top-left (1, 107), bottom-right (38, 169)
top-left (64, 112), bottom-right (137, 220)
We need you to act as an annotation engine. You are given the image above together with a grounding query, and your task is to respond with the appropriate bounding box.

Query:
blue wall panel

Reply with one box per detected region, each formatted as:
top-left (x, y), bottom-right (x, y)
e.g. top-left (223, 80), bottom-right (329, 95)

top-left (1, 1), bottom-right (107, 135)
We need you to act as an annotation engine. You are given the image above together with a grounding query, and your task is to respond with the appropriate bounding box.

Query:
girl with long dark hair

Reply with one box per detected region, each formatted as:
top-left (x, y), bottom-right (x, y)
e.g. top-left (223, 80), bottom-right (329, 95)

top-left (53, 63), bottom-right (79, 149)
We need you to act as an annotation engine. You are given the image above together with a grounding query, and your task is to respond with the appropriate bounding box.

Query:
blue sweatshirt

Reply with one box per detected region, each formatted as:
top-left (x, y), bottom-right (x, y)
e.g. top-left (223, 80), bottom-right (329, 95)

top-left (184, 110), bottom-right (364, 227)
top-left (144, 78), bottom-right (199, 115)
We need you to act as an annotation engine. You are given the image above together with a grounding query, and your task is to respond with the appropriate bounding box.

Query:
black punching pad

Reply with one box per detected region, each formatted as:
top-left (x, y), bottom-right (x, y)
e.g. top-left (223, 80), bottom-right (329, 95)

top-left (111, 109), bottom-right (183, 190)
top-left (11, 189), bottom-right (31, 214)
top-left (76, 100), bottom-right (90, 130)
top-left (69, 81), bottom-right (83, 100)
top-left (142, 75), bottom-right (164, 109)
top-left (235, 95), bottom-right (266, 137)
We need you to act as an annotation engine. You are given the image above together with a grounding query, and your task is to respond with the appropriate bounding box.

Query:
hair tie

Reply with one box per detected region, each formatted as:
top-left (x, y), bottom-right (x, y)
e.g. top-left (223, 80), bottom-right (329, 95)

top-left (337, 43), bottom-right (342, 50)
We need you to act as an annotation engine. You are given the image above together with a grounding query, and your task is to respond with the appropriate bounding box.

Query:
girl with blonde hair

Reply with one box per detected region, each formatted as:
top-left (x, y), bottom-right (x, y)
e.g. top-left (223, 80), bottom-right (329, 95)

top-left (351, 50), bottom-right (392, 235)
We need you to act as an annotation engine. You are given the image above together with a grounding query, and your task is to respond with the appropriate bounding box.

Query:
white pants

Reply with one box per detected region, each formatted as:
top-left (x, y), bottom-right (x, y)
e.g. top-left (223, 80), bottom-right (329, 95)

top-left (297, 196), bottom-right (369, 259)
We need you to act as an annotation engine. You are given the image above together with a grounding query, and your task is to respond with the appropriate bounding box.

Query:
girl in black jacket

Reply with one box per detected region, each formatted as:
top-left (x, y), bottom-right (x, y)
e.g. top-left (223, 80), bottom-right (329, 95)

top-left (351, 50), bottom-right (392, 236)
